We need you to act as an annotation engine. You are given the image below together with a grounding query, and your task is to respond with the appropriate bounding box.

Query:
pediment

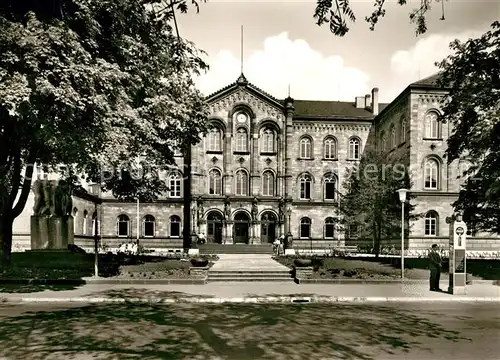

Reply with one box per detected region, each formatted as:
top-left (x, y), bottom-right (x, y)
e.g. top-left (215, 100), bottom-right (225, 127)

top-left (205, 75), bottom-right (284, 121)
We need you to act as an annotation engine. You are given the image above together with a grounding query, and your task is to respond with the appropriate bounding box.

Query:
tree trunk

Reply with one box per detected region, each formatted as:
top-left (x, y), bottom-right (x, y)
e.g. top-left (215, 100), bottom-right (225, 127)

top-left (0, 213), bottom-right (14, 268)
top-left (373, 220), bottom-right (381, 258)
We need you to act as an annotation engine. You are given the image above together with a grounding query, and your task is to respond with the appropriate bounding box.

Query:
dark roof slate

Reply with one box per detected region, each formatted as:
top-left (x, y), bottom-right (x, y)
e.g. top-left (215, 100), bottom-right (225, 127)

top-left (410, 73), bottom-right (442, 88)
top-left (291, 100), bottom-right (389, 119)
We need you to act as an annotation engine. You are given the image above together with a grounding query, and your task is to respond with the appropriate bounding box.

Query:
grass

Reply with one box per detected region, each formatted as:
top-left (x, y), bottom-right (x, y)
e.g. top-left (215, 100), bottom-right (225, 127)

top-left (274, 255), bottom-right (500, 280)
top-left (0, 252), bottom-right (218, 292)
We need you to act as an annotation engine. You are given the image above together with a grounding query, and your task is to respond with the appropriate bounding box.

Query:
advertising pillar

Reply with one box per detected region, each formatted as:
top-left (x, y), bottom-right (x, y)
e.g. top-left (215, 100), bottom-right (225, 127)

top-left (448, 214), bottom-right (467, 295)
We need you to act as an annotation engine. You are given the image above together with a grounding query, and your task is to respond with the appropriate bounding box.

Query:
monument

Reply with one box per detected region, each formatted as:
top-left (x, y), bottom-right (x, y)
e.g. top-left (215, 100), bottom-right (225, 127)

top-left (447, 214), bottom-right (467, 295)
top-left (31, 179), bottom-right (74, 250)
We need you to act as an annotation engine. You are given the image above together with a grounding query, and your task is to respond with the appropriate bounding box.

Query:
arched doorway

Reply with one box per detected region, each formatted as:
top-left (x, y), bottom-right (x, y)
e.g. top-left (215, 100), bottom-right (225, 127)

top-left (261, 212), bottom-right (277, 243)
top-left (206, 211), bottom-right (223, 244)
top-left (233, 212), bottom-right (250, 244)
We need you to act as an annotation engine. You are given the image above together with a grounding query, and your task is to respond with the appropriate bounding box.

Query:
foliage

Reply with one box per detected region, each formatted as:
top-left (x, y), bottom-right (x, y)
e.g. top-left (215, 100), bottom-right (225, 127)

top-left (0, 0), bottom-right (208, 265)
top-left (337, 150), bottom-right (420, 255)
top-left (437, 21), bottom-right (500, 234)
top-left (314, 0), bottom-right (446, 37)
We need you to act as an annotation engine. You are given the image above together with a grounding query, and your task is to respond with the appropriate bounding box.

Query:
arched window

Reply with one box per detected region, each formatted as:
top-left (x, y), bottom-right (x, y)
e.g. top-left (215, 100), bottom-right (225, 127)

top-left (349, 138), bottom-right (360, 159)
top-left (170, 215), bottom-right (181, 237)
top-left (92, 211), bottom-right (100, 236)
top-left (209, 169), bottom-right (222, 195)
top-left (235, 170), bottom-right (248, 196)
top-left (425, 111), bottom-right (440, 138)
top-left (425, 211), bottom-right (438, 236)
top-left (236, 128), bottom-right (248, 152)
top-left (208, 127), bottom-right (222, 151)
top-left (117, 214), bottom-right (129, 237)
top-left (324, 218), bottom-right (335, 239)
top-left (324, 137), bottom-right (337, 159)
top-left (300, 137), bottom-right (312, 159)
top-left (143, 215), bottom-right (155, 237)
top-left (300, 218), bottom-right (311, 238)
top-left (424, 158), bottom-right (439, 189)
top-left (299, 174), bottom-right (312, 200)
top-left (401, 118), bottom-right (406, 143)
top-left (82, 210), bottom-right (88, 235)
top-left (382, 136), bottom-right (387, 152)
top-left (390, 125), bottom-right (397, 149)
top-left (261, 128), bottom-right (274, 153)
top-left (262, 171), bottom-right (274, 196)
top-left (324, 174), bottom-right (337, 200)
top-left (169, 173), bottom-right (182, 197)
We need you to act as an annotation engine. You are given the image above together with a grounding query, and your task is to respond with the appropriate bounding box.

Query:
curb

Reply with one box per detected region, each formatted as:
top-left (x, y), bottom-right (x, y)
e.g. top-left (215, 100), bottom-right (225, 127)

top-left (1, 279), bottom-right (498, 285)
top-left (0, 278), bottom-right (207, 285)
top-left (2, 296), bottom-right (499, 304)
top-left (297, 279), bottom-right (500, 285)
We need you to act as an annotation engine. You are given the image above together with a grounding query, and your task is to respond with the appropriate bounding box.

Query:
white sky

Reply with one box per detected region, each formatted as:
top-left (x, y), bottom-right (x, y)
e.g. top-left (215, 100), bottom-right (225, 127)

top-left (178, 0), bottom-right (499, 103)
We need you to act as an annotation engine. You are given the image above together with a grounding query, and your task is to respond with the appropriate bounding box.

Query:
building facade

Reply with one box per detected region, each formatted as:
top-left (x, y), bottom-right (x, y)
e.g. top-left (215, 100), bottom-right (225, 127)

top-left (12, 73), bottom-right (500, 252)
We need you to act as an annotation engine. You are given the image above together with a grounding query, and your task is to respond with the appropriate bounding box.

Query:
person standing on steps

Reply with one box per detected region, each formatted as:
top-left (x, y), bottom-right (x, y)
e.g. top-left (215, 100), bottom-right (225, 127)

top-left (428, 244), bottom-right (443, 291)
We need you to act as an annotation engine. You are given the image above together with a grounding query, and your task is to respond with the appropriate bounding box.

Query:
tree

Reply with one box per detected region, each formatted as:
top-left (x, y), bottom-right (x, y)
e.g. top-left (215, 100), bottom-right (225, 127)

top-left (314, 0), bottom-right (448, 37)
top-left (437, 21), bottom-right (500, 234)
top-left (337, 150), bottom-right (419, 256)
top-left (0, 0), bottom-right (209, 266)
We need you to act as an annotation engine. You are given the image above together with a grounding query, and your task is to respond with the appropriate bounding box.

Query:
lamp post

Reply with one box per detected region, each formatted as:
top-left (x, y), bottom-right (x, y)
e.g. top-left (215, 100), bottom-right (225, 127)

top-left (396, 188), bottom-right (408, 279)
top-left (136, 197), bottom-right (140, 245)
top-left (286, 207), bottom-right (292, 235)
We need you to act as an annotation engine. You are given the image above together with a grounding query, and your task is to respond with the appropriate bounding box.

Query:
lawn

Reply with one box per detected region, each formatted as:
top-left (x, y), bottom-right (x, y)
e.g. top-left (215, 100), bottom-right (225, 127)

top-left (274, 255), bottom-right (500, 280)
top-left (0, 252), bottom-right (218, 292)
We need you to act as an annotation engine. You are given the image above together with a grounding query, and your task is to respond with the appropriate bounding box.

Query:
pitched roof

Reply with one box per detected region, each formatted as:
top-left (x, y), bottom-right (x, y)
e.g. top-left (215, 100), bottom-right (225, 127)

top-left (291, 100), bottom-right (389, 120)
top-left (410, 73), bottom-right (442, 88)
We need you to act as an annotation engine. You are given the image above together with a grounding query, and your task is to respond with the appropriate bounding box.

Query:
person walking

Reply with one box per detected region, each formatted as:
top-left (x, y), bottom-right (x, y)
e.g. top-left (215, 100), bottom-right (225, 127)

top-left (428, 244), bottom-right (442, 291)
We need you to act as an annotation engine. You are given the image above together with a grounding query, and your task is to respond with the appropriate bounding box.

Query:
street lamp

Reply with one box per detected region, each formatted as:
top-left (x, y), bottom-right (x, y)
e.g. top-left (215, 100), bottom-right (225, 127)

top-left (396, 188), bottom-right (408, 279)
top-left (286, 207), bottom-right (292, 235)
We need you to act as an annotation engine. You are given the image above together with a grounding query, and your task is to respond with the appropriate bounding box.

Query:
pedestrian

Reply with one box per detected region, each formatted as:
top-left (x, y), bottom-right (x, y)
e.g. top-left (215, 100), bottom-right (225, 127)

top-left (428, 244), bottom-right (442, 291)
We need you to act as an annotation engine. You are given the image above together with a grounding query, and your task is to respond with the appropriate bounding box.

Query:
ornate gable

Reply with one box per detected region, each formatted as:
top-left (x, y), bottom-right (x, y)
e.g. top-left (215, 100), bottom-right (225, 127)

top-left (206, 74), bottom-right (284, 122)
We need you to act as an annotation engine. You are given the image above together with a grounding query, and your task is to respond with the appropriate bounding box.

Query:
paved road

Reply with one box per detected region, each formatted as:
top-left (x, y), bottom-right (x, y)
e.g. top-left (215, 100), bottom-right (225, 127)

top-left (0, 302), bottom-right (498, 360)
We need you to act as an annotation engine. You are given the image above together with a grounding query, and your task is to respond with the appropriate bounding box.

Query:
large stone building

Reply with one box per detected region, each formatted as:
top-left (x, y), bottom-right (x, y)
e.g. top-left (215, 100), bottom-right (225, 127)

top-left (12, 73), bottom-right (500, 253)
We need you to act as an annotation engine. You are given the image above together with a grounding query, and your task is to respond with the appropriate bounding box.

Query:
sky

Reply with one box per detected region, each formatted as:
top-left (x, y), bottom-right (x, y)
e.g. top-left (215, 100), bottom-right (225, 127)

top-left (177, 0), bottom-right (499, 103)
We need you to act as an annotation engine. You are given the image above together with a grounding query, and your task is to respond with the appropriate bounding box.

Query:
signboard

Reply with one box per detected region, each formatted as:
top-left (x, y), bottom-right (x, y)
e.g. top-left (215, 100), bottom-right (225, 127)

top-left (455, 249), bottom-right (466, 273)
top-left (454, 223), bottom-right (466, 249)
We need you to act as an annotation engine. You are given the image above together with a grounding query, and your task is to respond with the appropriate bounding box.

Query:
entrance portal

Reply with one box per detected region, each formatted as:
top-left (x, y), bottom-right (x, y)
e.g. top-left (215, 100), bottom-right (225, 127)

top-left (233, 212), bottom-right (250, 244)
top-left (206, 211), bottom-right (223, 244)
top-left (261, 212), bottom-right (277, 243)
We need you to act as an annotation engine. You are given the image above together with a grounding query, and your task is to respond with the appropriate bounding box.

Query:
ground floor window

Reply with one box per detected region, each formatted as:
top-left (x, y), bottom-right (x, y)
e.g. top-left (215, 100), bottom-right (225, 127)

top-left (300, 218), bottom-right (311, 238)
top-left (170, 215), bottom-right (181, 237)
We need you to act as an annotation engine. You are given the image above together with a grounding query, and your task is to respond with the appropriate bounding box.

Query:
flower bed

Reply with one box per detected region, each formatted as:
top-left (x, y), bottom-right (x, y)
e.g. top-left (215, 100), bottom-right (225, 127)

top-left (115, 255), bottom-right (218, 280)
top-left (274, 256), bottom-right (429, 280)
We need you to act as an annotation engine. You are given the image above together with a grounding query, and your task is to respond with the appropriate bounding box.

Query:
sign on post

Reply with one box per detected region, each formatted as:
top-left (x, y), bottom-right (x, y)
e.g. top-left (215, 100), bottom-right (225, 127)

top-left (448, 216), bottom-right (467, 295)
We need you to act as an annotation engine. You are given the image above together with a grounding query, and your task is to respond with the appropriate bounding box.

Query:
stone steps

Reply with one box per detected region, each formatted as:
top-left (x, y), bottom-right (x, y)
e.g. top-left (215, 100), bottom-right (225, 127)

top-left (208, 269), bottom-right (292, 282)
top-left (199, 244), bottom-right (273, 255)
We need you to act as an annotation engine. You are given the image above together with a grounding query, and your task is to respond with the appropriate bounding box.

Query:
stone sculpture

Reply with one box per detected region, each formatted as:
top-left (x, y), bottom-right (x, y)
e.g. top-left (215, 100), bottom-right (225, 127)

top-left (33, 179), bottom-right (73, 217)
top-left (251, 197), bottom-right (258, 221)
top-left (224, 196), bottom-right (231, 219)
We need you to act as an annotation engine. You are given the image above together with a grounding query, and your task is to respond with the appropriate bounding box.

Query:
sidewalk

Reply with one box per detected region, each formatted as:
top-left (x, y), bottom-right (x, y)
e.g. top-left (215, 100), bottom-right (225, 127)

top-left (1, 280), bottom-right (499, 303)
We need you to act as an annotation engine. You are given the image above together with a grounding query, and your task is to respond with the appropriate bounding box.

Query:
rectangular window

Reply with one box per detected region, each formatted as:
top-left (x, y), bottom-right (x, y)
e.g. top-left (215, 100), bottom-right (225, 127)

top-left (425, 220), bottom-right (436, 236)
top-left (325, 182), bottom-right (336, 200)
top-left (144, 222), bottom-right (154, 237)
top-left (300, 182), bottom-right (311, 200)
top-left (325, 225), bottom-right (335, 238)
top-left (170, 178), bottom-right (181, 197)
top-left (118, 222), bottom-right (128, 237)
top-left (171, 222), bottom-right (180, 237)
top-left (300, 224), bottom-right (310, 238)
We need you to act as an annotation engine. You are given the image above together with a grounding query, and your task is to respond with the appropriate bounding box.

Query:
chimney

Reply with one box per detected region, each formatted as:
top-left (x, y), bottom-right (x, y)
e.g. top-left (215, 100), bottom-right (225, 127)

top-left (365, 94), bottom-right (371, 109)
top-left (355, 96), bottom-right (365, 109)
top-left (371, 87), bottom-right (379, 115)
